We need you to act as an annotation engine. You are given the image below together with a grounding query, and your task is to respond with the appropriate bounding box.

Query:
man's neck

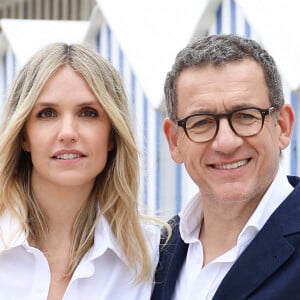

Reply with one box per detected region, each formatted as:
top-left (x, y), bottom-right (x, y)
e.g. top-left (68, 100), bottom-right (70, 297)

top-left (199, 198), bottom-right (260, 266)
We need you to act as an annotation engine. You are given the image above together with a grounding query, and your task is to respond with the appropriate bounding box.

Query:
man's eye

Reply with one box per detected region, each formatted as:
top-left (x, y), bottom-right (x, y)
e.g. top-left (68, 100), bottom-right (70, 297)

top-left (194, 118), bottom-right (213, 127)
top-left (80, 108), bottom-right (99, 118)
top-left (38, 109), bottom-right (56, 118)
top-left (188, 117), bottom-right (214, 129)
top-left (233, 111), bottom-right (261, 126)
top-left (237, 113), bottom-right (256, 119)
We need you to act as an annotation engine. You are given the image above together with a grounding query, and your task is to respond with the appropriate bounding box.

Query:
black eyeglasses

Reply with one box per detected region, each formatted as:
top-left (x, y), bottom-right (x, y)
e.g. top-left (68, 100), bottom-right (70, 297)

top-left (176, 106), bottom-right (277, 143)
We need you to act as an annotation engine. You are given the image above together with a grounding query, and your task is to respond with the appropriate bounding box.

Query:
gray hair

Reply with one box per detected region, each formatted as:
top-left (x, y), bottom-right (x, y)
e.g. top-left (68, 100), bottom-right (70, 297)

top-left (164, 34), bottom-right (284, 120)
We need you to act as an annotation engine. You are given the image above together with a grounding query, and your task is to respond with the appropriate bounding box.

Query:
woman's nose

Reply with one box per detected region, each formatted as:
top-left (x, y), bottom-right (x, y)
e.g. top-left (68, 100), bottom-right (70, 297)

top-left (57, 116), bottom-right (79, 143)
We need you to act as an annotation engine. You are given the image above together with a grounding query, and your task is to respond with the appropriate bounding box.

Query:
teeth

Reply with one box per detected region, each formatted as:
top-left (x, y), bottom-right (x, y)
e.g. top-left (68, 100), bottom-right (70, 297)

top-left (56, 153), bottom-right (80, 160)
top-left (215, 159), bottom-right (248, 170)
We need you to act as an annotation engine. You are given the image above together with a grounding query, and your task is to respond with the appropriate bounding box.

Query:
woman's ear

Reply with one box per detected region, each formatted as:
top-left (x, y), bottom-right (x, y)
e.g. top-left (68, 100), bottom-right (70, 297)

top-left (21, 132), bottom-right (31, 152)
top-left (108, 130), bottom-right (115, 152)
top-left (277, 104), bottom-right (295, 150)
top-left (163, 118), bottom-right (184, 163)
top-left (108, 139), bottom-right (114, 151)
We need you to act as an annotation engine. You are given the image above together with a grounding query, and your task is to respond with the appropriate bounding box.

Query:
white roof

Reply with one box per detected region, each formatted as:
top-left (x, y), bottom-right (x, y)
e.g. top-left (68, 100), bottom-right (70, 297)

top-left (237, 0), bottom-right (300, 92)
top-left (0, 19), bottom-right (89, 66)
top-left (96, 0), bottom-right (214, 108)
top-left (96, 0), bottom-right (300, 108)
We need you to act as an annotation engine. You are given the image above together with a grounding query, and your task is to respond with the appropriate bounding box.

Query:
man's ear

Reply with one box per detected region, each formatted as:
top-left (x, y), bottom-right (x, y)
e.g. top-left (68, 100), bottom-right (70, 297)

top-left (277, 104), bottom-right (295, 150)
top-left (163, 118), bottom-right (184, 163)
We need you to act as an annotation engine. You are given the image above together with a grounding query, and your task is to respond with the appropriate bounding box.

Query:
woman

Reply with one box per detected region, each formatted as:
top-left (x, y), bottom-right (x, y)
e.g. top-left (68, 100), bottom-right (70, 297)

top-left (0, 43), bottom-right (160, 299)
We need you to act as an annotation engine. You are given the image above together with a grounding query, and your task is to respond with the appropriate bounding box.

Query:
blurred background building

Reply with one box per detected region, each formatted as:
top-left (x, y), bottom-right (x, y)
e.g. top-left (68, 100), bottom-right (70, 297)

top-left (0, 0), bottom-right (94, 20)
top-left (0, 0), bottom-right (299, 218)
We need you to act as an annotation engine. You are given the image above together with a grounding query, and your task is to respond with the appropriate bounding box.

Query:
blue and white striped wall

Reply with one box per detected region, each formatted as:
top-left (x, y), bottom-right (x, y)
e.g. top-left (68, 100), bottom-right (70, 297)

top-left (0, 0), bottom-right (296, 218)
top-left (0, 44), bottom-right (18, 119)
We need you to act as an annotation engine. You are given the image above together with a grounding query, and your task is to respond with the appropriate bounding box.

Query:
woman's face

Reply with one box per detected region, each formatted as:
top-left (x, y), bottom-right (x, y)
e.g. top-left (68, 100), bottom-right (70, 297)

top-left (22, 65), bottom-right (114, 191)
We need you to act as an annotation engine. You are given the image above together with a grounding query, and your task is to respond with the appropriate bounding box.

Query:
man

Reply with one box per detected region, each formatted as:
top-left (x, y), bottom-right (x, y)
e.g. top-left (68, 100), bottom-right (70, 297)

top-left (152, 34), bottom-right (299, 300)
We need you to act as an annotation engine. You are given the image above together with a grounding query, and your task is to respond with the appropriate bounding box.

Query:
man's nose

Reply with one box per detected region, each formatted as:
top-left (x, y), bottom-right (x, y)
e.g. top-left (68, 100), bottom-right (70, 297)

top-left (211, 118), bottom-right (243, 152)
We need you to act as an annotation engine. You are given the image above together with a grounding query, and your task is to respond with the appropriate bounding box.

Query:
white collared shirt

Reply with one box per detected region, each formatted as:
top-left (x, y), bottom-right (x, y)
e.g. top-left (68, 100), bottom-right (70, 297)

top-left (173, 167), bottom-right (294, 300)
top-left (0, 213), bottom-right (160, 300)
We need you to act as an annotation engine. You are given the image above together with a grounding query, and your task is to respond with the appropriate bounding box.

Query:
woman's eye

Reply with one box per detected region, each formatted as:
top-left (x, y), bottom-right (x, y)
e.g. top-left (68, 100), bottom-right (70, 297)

top-left (80, 108), bottom-right (99, 118)
top-left (38, 109), bottom-right (57, 118)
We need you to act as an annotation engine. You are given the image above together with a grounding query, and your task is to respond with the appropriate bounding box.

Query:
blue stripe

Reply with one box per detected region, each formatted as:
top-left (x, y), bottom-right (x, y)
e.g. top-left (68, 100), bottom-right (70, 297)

top-left (216, 4), bottom-right (222, 34)
top-left (175, 164), bottom-right (182, 213)
top-left (105, 25), bottom-right (112, 62)
top-left (13, 53), bottom-right (16, 77)
top-left (3, 53), bottom-right (7, 91)
top-left (244, 20), bottom-right (251, 38)
top-left (96, 29), bottom-right (101, 53)
top-left (118, 48), bottom-right (124, 78)
top-left (143, 95), bottom-right (149, 206)
top-left (130, 71), bottom-right (136, 110)
top-left (230, 0), bottom-right (236, 34)
top-left (291, 92), bottom-right (298, 175)
top-left (155, 111), bottom-right (161, 210)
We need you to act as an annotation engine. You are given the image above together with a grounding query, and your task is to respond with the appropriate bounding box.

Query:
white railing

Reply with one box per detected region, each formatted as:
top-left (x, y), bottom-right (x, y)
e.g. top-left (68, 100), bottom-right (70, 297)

top-left (0, 0), bottom-right (95, 20)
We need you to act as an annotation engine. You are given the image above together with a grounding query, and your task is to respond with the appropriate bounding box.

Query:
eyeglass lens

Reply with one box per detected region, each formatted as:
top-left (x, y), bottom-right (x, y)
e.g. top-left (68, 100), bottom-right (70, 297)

top-left (182, 107), bottom-right (270, 142)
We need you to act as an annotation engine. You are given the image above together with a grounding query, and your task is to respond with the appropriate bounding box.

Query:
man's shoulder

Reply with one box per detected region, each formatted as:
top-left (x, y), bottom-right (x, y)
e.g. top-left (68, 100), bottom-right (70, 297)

top-left (160, 215), bottom-right (181, 246)
top-left (167, 215), bottom-right (181, 232)
top-left (158, 214), bottom-right (189, 262)
top-left (287, 175), bottom-right (300, 188)
top-left (154, 214), bottom-right (188, 293)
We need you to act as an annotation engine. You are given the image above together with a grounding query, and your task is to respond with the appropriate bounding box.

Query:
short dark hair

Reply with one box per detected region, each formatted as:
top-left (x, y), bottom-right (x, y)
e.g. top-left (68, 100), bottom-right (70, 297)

top-left (164, 34), bottom-right (284, 120)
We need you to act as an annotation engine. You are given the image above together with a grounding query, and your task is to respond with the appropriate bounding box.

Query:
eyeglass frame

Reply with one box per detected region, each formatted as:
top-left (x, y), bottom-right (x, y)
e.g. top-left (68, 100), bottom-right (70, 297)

top-left (176, 106), bottom-right (278, 143)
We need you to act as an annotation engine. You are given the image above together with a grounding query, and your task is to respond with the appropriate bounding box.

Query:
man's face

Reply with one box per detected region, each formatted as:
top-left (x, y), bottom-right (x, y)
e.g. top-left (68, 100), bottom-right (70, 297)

top-left (164, 59), bottom-right (294, 206)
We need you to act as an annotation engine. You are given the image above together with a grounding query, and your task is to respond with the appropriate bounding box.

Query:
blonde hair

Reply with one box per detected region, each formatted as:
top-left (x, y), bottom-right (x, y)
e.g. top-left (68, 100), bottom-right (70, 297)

top-left (0, 43), bottom-right (152, 282)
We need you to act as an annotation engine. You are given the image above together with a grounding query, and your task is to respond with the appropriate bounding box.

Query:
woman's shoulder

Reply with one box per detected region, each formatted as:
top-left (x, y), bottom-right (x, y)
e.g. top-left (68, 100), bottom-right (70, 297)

top-left (0, 211), bottom-right (26, 251)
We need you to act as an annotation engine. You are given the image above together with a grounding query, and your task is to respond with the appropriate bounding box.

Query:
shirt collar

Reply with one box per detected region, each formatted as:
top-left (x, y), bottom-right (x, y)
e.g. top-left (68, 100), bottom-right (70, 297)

top-left (0, 210), bottom-right (126, 265)
top-left (86, 215), bottom-right (126, 263)
top-left (179, 193), bottom-right (202, 243)
top-left (179, 166), bottom-right (293, 245)
top-left (237, 165), bottom-right (293, 245)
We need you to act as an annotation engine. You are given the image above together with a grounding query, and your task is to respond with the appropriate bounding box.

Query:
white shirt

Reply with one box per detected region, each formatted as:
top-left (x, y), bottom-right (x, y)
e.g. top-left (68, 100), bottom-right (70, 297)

top-left (174, 167), bottom-right (294, 300)
top-left (0, 213), bottom-right (160, 300)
